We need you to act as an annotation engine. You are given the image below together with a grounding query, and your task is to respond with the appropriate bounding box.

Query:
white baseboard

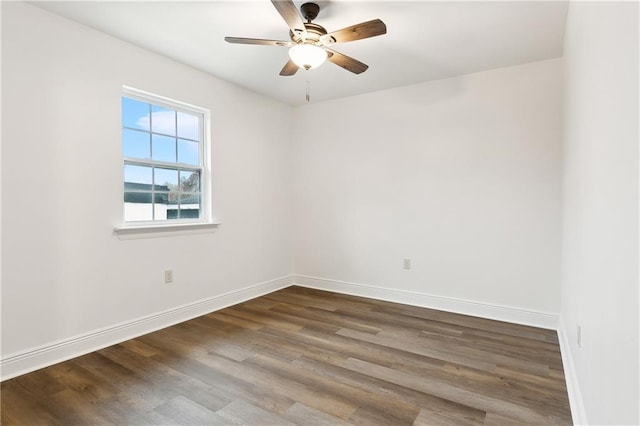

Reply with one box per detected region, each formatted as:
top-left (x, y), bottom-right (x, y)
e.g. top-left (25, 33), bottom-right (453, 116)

top-left (557, 316), bottom-right (588, 425)
top-left (293, 275), bottom-right (559, 330)
top-left (0, 275), bottom-right (293, 381)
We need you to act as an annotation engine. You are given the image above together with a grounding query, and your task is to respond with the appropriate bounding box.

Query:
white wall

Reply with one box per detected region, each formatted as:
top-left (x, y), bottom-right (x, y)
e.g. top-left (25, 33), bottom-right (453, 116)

top-left (1, 2), bottom-right (292, 365)
top-left (292, 59), bottom-right (563, 317)
top-left (561, 2), bottom-right (639, 424)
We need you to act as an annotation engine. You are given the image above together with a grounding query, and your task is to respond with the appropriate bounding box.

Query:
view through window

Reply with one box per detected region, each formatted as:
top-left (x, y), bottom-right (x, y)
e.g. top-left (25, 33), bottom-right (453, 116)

top-left (122, 89), bottom-right (208, 223)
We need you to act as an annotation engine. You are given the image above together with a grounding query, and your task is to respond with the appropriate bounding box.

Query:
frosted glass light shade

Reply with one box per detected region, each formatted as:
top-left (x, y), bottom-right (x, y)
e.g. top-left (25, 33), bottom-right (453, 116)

top-left (288, 44), bottom-right (327, 70)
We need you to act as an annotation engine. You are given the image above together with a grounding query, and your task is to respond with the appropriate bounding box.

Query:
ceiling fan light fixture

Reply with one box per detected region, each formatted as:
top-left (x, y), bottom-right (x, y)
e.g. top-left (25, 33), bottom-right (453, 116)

top-left (288, 44), bottom-right (327, 70)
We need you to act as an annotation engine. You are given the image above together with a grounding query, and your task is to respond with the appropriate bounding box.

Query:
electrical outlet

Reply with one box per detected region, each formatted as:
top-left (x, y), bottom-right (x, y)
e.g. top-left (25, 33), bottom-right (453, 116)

top-left (403, 258), bottom-right (411, 270)
top-left (164, 270), bottom-right (173, 284)
top-left (577, 324), bottom-right (582, 348)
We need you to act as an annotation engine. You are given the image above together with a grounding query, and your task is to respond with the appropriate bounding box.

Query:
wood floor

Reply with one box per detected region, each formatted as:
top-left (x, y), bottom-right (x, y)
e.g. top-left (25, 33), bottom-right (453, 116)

top-left (1, 286), bottom-right (572, 425)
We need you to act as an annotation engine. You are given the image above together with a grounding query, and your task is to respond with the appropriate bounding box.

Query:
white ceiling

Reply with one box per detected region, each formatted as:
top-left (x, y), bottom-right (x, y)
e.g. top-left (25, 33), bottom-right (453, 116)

top-left (32, 1), bottom-right (568, 106)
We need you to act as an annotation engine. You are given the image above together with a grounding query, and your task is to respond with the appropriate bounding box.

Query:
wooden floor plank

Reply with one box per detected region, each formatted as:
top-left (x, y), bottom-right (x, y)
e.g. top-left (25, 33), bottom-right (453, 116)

top-left (0, 286), bottom-right (572, 425)
top-left (284, 402), bottom-right (353, 426)
top-left (413, 406), bottom-right (487, 426)
top-left (0, 382), bottom-right (60, 425)
top-left (342, 357), bottom-right (568, 424)
top-left (337, 327), bottom-right (499, 372)
top-left (154, 395), bottom-right (228, 425)
top-left (291, 354), bottom-right (488, 422)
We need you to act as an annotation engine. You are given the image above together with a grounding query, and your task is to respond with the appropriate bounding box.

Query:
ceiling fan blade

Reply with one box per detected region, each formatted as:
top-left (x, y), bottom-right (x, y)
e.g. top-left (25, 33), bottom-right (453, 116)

top-left (327, 19), bottom-right (387, 44)
top-left (225, 37), bottom-right (291, 47)
top-left (279, 59), bottom-right (299, 76)
top-left (325, 48), bottom-right (369, 74)
top-left (271, 0), bottom-right (306, 34)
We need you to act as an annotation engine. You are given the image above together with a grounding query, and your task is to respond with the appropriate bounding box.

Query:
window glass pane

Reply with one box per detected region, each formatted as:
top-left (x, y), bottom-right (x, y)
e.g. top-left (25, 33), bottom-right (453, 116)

top-left (177, 111), bottom-right (199, 140)
top-left (166, 207), bottom-right (180, 220)
top-left (179, 208), bottom-right (200, 219)
top-left (178, 139), bottom-right (199, 165)
top-left (180, 170), bottom-right (200, 193)
top-left (122, 98), bottom-right (150, 131)
top-left (151, 105), bottom-right (176, 136)
top-left (123, 129), bottom-right (150, 159)
top-left (124, 192), bottom-right (153, 221)
top-left (155, 202), bottom-right (170, 220)
top-left (124, 191), bottom-right (154, 203)
top-left (124, 164), bottom-right (152, 186)
top-left (152, 135), bottom-right (176, 163)
top-left (179, 193), bottom-right (201, 219)
top-left (179, 192), bottom-right (201, 203)
top-left (154, 168), bottom-right (178, 192)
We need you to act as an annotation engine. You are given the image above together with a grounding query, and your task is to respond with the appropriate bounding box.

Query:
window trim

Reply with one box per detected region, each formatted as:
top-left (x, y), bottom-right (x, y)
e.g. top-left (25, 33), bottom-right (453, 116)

top-left (115, 86), bottom-right (218, 237)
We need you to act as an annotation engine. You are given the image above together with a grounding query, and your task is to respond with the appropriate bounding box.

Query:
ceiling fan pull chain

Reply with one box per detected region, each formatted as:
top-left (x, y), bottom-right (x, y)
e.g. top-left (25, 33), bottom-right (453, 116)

top-left (306, 80), bottom-right (311, 102)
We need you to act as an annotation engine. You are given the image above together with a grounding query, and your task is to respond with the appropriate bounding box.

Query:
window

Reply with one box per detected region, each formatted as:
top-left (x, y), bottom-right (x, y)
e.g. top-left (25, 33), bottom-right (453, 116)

top-left (121, 87), bottom-right (211, 226)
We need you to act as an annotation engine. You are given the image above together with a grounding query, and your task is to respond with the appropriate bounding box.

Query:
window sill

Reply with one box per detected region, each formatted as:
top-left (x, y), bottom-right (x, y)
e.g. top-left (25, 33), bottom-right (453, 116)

top-left (114, 221), bottom-right (221, 240)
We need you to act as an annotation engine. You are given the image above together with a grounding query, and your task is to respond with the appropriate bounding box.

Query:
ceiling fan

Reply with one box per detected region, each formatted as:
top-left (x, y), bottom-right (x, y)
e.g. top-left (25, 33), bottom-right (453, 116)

top-left (225, 0), bottom-right (387, 76)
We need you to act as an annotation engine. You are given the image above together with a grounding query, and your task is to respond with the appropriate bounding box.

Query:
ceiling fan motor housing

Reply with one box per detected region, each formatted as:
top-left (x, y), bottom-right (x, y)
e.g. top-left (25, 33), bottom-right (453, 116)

top-left (290, 22), bottom-right (331, 45)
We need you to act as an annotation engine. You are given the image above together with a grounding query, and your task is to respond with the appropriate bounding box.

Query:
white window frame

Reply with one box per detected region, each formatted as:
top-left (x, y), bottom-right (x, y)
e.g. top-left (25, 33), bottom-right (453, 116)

top-left (115, 86), bottom-right (217, 238)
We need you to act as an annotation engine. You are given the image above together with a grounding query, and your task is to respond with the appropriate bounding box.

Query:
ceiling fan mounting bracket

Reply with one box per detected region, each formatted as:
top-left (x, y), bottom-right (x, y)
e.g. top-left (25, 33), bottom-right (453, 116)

top-left (300, 2), bottom-right (320, 22)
